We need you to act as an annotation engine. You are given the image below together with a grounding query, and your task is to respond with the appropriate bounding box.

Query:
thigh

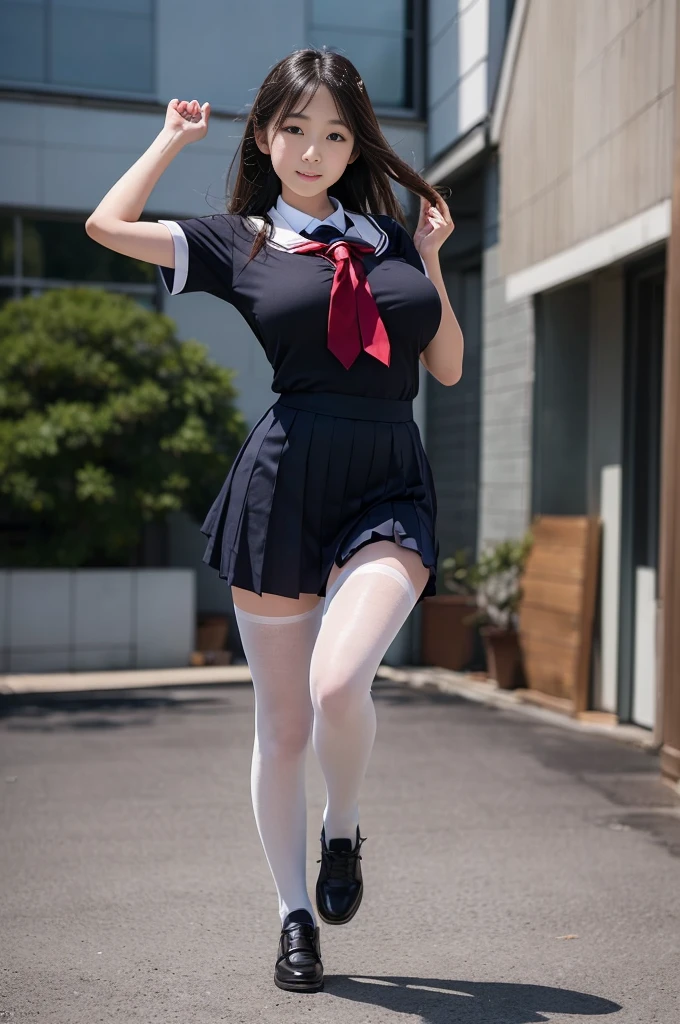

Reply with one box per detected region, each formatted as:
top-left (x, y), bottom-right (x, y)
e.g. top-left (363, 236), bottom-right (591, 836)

top-left (231, 586), bottom-right (323, 617)
top-left (326, 540), bottom-right (430, 604)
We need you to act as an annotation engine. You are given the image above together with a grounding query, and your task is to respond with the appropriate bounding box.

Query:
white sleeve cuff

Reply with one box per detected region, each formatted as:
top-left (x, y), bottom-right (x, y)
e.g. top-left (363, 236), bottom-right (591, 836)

top-left (158, 219), bottom-right (189, 294)
top-left (420, 253), bottom-right (430, 279)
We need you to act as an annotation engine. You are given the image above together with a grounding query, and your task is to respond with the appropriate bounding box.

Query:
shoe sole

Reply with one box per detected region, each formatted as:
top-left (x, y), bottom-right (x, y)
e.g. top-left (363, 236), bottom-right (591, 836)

top-left (274, 974), bottom-right (324, 992)
top-left (315, 883), bottom-right (363, 926)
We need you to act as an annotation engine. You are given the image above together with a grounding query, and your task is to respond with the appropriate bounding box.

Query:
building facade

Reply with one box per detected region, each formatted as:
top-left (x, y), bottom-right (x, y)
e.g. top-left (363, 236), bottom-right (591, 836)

top-left (493, 0), bottom-right (676, 742)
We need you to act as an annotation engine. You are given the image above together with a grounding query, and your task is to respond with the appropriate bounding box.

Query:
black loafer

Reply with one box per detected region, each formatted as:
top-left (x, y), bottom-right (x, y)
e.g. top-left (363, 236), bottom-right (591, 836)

top-left (274, 909), bottom-right (324, 992)
top-left (315, 824), bottom-right (367, 925)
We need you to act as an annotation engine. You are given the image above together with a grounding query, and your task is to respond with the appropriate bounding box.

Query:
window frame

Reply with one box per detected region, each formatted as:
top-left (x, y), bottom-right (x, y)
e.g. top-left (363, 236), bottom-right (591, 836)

top-left (305, 0), bottom-right (424, 118)
top-left (0, 210), bottom-right (162, 309)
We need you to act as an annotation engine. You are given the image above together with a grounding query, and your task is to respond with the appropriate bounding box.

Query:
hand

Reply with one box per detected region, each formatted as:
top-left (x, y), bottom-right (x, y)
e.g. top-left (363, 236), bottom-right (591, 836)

top-left (164, 98), bottom-right (211, 143)
top-left (413, 194), bottom-right (454, 261)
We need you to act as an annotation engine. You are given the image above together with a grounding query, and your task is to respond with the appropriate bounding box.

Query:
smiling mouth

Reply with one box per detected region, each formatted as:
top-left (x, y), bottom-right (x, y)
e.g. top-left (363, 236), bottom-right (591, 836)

top-left (297, 171), bottom-right (322, 178)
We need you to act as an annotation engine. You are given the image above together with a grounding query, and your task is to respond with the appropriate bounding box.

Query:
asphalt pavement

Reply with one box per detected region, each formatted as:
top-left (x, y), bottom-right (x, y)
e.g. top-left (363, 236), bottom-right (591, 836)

top-left (1, 678), bottom-right (679, 1023)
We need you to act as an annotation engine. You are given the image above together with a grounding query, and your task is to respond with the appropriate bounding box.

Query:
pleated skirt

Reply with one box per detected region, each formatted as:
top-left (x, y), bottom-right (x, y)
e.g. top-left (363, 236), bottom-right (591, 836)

top-left (200, 391), bottom-right (439, 604)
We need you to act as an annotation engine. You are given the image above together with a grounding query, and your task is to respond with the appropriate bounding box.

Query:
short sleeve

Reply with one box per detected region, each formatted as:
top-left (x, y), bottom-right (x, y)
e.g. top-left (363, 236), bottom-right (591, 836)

top-left (389, 219), bottom-right (430, 280)
top-left (157, 214), bottom-right (235, 299)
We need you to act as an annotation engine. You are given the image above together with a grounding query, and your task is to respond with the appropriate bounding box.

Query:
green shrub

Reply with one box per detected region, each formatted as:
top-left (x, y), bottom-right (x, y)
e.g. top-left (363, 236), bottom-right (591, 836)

top-left (0, 287), bottom-right (248, 567)
top-left (441, 547), bottom-right (477, 595)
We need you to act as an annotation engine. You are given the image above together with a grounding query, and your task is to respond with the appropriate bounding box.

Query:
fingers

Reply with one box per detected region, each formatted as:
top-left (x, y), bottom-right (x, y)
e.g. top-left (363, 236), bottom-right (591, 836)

top-left (420, 193), bottom-right (449, 217)
top-left (422, 193), bottom-right (455, 229)
top-left (169, 98), bottom-right (209, 124)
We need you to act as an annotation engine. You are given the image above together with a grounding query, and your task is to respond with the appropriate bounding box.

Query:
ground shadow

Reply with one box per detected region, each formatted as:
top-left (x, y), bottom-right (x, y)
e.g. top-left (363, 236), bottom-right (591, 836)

top-left (318, 975), bottom-right (621, 1022)
top-left (0, 684), bottom-right (253, 732)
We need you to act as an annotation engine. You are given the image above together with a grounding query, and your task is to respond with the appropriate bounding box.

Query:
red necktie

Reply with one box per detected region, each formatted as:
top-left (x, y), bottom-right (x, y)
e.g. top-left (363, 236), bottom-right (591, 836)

top-left (290, 236), bottom-right (391, 370)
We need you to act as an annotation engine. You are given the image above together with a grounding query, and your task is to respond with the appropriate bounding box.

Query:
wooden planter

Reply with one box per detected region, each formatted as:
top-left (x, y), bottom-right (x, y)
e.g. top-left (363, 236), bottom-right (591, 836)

top-left (196, 614), bottom-right (229, 652)
top-left (480, 625), bottom-right (524, 689)
top-left (421, 594), bottom-right (476, 671)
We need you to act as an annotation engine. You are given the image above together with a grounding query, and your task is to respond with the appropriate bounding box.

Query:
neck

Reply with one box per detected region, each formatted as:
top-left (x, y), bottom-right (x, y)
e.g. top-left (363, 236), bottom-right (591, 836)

top-left (279, 185), bottom-right (335, 221)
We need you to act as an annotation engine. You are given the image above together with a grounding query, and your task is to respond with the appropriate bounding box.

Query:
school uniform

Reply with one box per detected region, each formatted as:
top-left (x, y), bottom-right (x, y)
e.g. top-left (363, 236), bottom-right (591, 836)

top-left (156, 194), bottom-right (443, 603)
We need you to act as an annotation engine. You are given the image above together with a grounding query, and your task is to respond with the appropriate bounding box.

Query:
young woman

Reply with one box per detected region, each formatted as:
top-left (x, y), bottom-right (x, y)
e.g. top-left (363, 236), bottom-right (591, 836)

top-left (86, 47), bottom-right (461, 994)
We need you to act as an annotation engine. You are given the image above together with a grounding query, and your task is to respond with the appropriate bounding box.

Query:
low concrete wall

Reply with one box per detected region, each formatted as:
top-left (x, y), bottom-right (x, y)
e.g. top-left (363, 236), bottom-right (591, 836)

top-left (0, 569), bottom-right (195, 673)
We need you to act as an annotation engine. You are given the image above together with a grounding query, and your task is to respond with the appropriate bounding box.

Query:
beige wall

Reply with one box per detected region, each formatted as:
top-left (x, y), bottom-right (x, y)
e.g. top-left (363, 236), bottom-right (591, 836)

top-left (499, 0), bottom-right (676, 276)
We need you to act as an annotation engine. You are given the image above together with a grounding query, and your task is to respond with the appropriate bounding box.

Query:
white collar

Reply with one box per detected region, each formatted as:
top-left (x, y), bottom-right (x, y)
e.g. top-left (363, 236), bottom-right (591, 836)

top-left (275, 194), bottom-right (347, 236)
top-left (246, 194), bottom-right (389, 256)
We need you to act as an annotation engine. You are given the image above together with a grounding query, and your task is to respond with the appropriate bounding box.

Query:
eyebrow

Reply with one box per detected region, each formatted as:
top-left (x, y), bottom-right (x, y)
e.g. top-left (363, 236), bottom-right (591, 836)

top-left (287, 112), bottom-right (349, 128)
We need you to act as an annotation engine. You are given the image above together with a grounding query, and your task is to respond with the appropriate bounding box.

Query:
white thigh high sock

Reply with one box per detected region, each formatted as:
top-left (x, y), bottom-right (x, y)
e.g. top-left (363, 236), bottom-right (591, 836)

top-left (234, 601), bottom-right (324, 925)
top-left (309, 561), bottom-right (418, 843)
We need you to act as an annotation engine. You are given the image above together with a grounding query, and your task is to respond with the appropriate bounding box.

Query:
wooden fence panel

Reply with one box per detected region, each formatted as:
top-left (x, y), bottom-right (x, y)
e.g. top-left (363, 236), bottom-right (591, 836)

top-left (518, 515), bottom-right (601, 714)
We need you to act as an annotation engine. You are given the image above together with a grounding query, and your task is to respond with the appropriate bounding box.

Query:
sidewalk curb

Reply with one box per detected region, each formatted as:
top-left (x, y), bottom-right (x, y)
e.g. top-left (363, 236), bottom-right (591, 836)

top-left (0, 663), bottom-right (660, 757)
top-left (0, 665), bottom-right (252, 695)
top-left (375, 665), bottom-right (659, 753)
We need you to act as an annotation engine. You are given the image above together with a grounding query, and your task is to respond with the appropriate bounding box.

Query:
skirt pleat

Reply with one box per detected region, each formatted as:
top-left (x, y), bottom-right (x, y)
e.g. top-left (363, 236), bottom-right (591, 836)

top-left (200, 392), bottom-right (439, 603)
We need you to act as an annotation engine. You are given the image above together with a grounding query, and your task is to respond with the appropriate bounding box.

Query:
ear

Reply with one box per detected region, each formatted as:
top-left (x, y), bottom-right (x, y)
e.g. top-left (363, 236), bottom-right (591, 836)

top-left (254, 129), bottom-right (270, 156)
top-left (347, 147), bottom-right (360, 165)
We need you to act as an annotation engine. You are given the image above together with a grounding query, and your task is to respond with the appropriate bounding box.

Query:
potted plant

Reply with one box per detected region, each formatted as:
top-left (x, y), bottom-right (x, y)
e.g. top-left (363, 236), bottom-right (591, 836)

top-left (421, 547), bottom-right (478, 671)
top-left (194, 612), bottom-right (232, 665)
top-left (471, 532), bottom-right (533, 689)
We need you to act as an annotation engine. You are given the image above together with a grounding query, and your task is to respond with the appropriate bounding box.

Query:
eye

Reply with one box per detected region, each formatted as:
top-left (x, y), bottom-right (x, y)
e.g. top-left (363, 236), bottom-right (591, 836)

top-left (283, 126), bottom-right (347, 142)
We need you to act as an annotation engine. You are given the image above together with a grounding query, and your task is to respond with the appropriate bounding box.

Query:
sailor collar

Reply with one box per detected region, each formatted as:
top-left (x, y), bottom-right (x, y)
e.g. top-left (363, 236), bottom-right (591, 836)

top-left (245, 204), bottom-right (390, 257)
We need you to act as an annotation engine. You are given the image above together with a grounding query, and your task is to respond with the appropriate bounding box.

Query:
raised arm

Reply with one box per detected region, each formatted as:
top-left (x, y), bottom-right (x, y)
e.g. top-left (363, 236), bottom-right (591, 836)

top-left (85, 99), bottom-right (211, 268)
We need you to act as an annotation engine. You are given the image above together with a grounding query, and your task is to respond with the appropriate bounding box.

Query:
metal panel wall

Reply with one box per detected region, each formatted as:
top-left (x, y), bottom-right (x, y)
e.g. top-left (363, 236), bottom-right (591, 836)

top-left (499, 0), bottom-right (676, 276)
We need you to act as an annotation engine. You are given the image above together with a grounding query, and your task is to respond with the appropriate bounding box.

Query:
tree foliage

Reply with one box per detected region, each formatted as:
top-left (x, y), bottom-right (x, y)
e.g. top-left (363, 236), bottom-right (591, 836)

top-left (0, 288), bottom-right (248, 567)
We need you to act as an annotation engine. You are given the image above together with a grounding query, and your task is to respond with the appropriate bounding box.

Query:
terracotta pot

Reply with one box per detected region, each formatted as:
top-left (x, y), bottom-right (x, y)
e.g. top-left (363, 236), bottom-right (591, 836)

top-left (480, 625), bottom-right (523, 689)
top-left (196, 614), bottom-right (229, 652)
top-left (421, 594), bottom-right (476, 671)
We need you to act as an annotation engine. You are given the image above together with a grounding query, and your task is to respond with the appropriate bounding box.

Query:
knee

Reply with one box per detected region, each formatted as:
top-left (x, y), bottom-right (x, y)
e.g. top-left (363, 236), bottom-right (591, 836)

top-left (310, 668), bottom-right (366, 723)
top-left (256, 710), bottom-right (313, 758)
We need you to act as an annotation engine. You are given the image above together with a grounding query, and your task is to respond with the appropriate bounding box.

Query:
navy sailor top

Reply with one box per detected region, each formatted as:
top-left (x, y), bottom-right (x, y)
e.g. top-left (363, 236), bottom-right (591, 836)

top-left (156, 194), bottom-right (442, 401)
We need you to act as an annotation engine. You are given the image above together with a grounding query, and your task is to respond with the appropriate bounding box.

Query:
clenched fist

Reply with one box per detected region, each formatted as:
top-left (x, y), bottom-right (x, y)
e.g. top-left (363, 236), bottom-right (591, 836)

top-left (164, 98), bottom-right (211, 143)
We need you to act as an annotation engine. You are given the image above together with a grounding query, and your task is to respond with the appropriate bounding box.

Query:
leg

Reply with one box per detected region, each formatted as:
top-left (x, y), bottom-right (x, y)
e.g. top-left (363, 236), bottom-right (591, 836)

top-left (309, 541), bottom-right (429, 842)
top-left (232, 586), bottom-right (324, 925)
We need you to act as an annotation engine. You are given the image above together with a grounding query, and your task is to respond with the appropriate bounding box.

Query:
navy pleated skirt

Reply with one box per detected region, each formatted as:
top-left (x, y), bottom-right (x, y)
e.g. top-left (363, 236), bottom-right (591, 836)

top-left (200, 391), bottom-right (439, 604)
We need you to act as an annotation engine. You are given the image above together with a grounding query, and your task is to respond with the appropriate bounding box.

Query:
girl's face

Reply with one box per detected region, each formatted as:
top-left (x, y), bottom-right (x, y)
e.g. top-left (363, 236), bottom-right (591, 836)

top-left (256, 83), bottom-right (358, 213)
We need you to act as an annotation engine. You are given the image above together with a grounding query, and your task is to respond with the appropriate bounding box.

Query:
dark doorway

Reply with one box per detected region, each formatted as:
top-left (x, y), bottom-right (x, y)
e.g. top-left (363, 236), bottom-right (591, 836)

top-left (532, 282), bottom-right (591, 516)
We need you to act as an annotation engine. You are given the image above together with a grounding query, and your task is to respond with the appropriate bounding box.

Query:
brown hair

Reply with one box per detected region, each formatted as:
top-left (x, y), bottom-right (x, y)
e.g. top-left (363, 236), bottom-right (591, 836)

top-left (224, 47), bottom-right (449, 259)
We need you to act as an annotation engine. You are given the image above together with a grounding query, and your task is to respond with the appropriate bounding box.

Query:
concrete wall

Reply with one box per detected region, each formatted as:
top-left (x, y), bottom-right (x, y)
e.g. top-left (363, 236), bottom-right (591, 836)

top-left (0, 569), bottom-right (195, 673)
top-left (499, 0), bottom-right (675, 276)
top-left (478, 242), bottom-right (534, 549)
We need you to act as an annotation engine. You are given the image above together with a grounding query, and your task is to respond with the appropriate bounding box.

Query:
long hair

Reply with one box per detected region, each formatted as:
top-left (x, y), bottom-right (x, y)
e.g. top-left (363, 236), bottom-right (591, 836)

top-left (224, 47), bottom-right (448, 260)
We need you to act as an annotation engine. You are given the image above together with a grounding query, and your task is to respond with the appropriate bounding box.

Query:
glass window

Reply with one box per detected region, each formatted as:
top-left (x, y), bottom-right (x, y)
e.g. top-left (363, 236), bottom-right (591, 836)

top-left (0, 1), bottom-right (46, 84)
top-left (0, 217), bottom-right (15, 276)
top-left (126, 291), bottom-right (157, 311)
top-left (22, 217), bottom-right (156, 284)
top-left (309, 0), bottom-right (415, 109)
top-left (0, 0), bottom-right (154, 95)
top-left (51, 0), bottom-right (154, 93)
top-left (0, 212), bottom-right (159, 311)
top-left (0, 286), bottom-right (19, 309)
top-left (311, 0), bottom-right (412, 33)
